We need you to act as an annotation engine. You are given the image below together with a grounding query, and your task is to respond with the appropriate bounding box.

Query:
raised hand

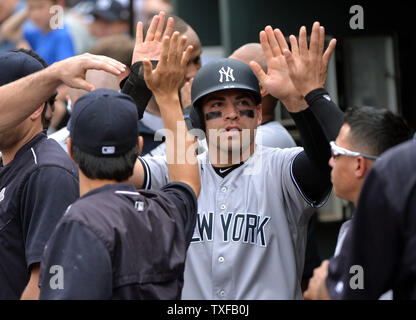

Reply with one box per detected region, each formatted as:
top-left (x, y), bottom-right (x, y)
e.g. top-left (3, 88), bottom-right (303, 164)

top-left (143, 32), bottom-right (193, 101)
top-left (283, 22), bottom-right (337, 97)
top-left (0, 53), bottom-right (126, 132)
top-left (132, 11), bottom-right (174, 65)
top-left (249, 26), bottom-right (307, 112)
top-left (142, 32), bottom-right (199, 194)
top-left (180, 78), bottom-right (193, 108)
top-left (50, 53), bottom-right (126, 91)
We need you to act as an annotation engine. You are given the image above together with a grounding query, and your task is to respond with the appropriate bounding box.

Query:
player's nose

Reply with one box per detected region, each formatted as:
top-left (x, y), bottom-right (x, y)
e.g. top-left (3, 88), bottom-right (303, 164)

top-left (223, 102), bottom-right (239, 120)
top-left (328, 156), bottom-right (335, 168)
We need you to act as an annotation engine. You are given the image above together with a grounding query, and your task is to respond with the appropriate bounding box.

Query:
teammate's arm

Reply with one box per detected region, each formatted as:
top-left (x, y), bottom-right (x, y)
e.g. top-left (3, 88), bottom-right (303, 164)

top-left (251, 22), bottom-right (341, 205)
top-left (126, 12), bottom-right (176, 191)
top-left (121, 12), bottom-right (173, 119)
top-left (20, 263), bottom-right (40, 300)
top-left (143, 33), bottom-right (200, 197)
top-left (282, 23), bottom-right (341, 204)
top-left (0, 53), bottom-right (126, 132)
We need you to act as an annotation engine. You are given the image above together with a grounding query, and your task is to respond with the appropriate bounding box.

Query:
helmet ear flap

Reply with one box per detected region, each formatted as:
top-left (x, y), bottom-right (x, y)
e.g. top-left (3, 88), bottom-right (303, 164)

top-left (184, 105), bottom-right (205, 132)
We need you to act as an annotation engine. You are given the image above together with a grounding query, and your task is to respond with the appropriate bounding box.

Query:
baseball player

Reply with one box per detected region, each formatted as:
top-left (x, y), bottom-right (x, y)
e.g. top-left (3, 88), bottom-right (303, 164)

top-left (302, 106), bottom-right (412, 300)
top-left (0, 52), bottom-right (125, 299)
top-left (129, 22), bottom-right (341, 299)
top-left (0, 50), bottom-right (79, 300)
top-left (304, 139), bottom-right (416, 299)
top-left (38, 33), bottom-right (200, 299)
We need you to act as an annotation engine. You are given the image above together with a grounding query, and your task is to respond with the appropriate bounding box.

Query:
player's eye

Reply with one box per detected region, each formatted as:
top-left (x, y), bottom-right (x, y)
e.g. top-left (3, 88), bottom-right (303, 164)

top-left (331, 150), bottom-right (340, 158)
top-left (211, 102), bottom-right (223, 108)
top-left (236, 100), bottom-right (251, 107)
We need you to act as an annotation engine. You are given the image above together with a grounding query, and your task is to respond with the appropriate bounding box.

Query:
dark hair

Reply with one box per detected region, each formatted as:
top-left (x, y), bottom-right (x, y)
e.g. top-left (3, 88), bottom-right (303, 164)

top-left (71, 144), bottom-right (139, 182)
top-left (143, 14), bottom-right (190, 37)
top-left (343, 106), bottom-right (412, 156)
top-left (12, 48), bottom-right (57, 129)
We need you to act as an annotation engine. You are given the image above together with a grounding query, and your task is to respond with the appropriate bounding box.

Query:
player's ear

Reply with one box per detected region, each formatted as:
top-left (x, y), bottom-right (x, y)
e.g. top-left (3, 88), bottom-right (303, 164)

top-left (138, 136), bottom-right (143, 155)
top-left (257, 103), bottom-right (263, 126)
top-left (30, 103), bottom-right (45, 121)
top-left (67, 138), bottom-right (75, 162)
top-left (354, 156), bottom-right (367, 179)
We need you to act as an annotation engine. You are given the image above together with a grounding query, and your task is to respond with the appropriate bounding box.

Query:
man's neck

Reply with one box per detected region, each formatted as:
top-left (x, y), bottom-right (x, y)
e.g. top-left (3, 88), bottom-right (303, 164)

top-left (208, 142), bottom-right (255, 168)
top-left (261, 114), bottom-right (274, 124)
top-left (78, 170), bottom-right (126, 197)
top-left (1, 130), bottom-right (41, 166)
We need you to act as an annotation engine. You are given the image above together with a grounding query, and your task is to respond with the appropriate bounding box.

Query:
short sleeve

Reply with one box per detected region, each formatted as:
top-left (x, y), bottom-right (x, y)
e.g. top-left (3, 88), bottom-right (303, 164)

top-left (160, 182), bottom-right (198, 243)
top-left (39, 219), bottom-right (112, 300)
top-left (270, 147), bottom-right (310, 225)
top-left (20, 166), bottom-right (79, 268)
top-left (141, 155), bottom-right (170, 189)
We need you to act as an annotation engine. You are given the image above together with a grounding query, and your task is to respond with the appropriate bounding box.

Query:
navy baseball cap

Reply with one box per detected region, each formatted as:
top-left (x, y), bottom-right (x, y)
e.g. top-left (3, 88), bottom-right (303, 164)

top-left (70, 89), bottom-right (139, 157)
top-left (0, 51), bottom-right (44, 86)
top-left (90, 0), bottom-right (130, 22)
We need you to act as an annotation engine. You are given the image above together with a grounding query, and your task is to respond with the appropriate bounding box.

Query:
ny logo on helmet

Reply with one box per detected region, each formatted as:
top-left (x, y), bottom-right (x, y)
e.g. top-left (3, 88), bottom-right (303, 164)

top-left (218, 66), bottom-right (235, 83)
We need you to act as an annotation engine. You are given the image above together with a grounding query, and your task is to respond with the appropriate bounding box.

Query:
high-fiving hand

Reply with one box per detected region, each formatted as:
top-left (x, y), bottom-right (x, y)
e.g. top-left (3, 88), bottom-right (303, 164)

top-left (282, 22), bottom-right (336, 97)
top-left (132, 11), bottom-right (174, 65)
top-left (143, 32), bottom-right (193, 101)
top-left (250, 22), bottom-right (336, 112)
top-left (51, 53), bottom-right (126, 92)
top-left (249, 26), bottom-right (302, 109)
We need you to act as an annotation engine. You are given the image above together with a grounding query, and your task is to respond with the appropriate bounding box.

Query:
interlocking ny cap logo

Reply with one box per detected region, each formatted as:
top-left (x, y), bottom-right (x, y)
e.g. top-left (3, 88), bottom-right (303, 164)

top-left (219, 66), bottom-right (235, 83)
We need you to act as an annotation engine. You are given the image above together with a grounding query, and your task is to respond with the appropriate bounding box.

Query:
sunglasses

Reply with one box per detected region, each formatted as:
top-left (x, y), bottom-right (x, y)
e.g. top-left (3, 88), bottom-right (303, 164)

top-left (329, 141), bottom-right (379, 160)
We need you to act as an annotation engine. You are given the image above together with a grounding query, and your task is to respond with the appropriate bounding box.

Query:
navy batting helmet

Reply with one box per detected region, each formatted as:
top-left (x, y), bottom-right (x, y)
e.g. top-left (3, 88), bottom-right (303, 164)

top-left (186, 58), bottom-right (261, 131)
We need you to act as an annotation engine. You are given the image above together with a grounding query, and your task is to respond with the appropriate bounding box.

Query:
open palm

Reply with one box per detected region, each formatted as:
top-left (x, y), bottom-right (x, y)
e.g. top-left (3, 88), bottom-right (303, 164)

top-left (132, 12), bottom-right (174, 64)
top-left (250, 27), bottom-right (300, 103)
top-left (262, 53), bottom-right (298, 102)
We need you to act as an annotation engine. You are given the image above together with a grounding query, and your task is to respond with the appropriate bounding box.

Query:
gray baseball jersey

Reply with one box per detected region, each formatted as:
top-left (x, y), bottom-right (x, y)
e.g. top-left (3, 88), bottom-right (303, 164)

top-left (256, 121), bottom-right (297, 148)
top-left (142, 145), bottom-right (319, 299)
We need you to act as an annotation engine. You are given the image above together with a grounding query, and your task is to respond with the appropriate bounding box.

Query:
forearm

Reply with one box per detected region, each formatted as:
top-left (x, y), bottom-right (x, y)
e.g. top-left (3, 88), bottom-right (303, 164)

top-left (0, 67), bottom-right (62, 132)
top-left (291, 88), bottom-right (343, 167)
top-left (290, 88), bottom-right (343, 204)
top-left (156, 94), bottom-right (200, 196)
top-left (120, 61), bottom-right (156, 120)
top-left (21, 264), bottom-right (40, 300)
top-left (0, 9), bottom-right (28, 41)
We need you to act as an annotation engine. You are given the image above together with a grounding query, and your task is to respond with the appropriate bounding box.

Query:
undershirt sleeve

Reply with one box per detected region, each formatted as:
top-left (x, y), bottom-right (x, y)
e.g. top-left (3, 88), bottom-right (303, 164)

top-left (289, 88), bottom-right (343, 205)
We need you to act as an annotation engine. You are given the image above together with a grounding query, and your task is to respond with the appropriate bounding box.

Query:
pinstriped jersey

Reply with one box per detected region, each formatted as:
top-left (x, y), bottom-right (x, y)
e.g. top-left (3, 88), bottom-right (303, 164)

top-left (143, 145), bottom-right (316, 299)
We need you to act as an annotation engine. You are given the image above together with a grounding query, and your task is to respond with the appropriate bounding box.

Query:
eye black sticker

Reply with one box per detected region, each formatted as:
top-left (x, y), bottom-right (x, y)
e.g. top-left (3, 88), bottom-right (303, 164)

top-left (239, 110), bottom-right (255, 118)
top-left (205, 112), bottom-right (222, 120)
top-left (205, 110), bottom-right (255, 120)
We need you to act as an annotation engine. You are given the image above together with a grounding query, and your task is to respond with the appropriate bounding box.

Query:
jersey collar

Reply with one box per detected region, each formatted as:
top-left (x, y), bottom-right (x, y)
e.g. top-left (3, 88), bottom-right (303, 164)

top-left (80, 182), bottom-right (138, 200)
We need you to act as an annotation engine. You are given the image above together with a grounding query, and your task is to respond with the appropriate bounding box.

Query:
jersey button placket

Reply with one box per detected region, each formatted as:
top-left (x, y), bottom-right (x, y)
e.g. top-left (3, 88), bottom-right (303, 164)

top-left (218, 289), bottom-right (226, 298)
top-left (213, 183), bottom-right (231, 300)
